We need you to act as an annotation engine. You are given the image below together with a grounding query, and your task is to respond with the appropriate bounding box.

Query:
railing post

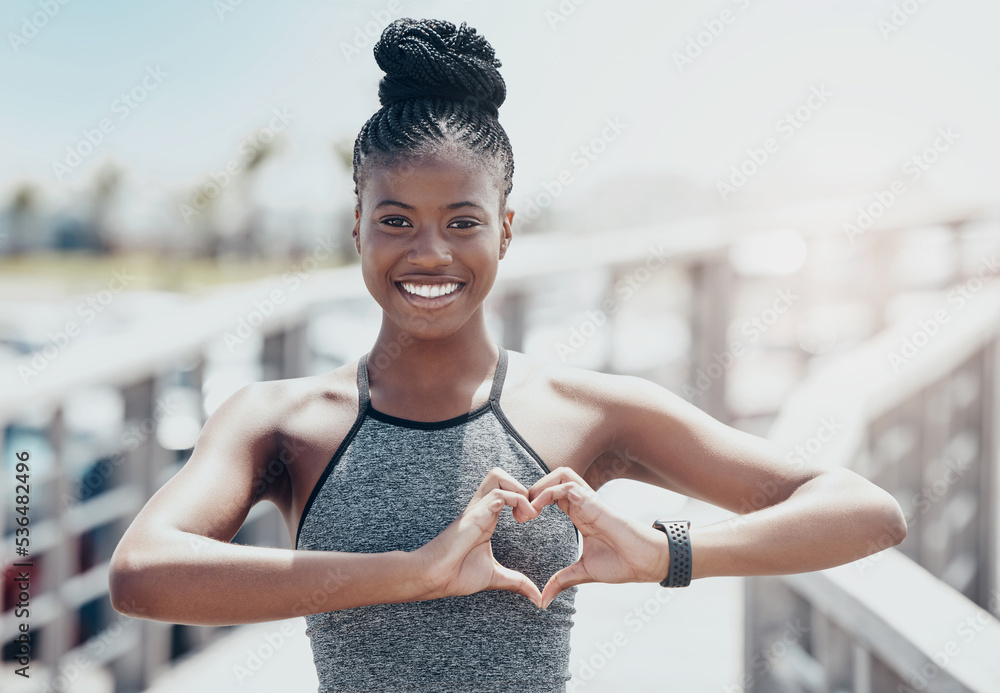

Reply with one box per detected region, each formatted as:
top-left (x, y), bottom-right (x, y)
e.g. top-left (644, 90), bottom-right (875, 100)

top-left (501, 290), bottom-right (527, 353)
top-left (114, 376), bottom-right (173, 690)
top-left (43, 406), bottom-right (73, 671)
top-left (986, 335), bottom-right (1000, 613)
top-left (602, 264), bottom-right (627, 375)
top-left (813, 607), bottom-right (851, 692)
top-left (262, 322), bottom-right (309, 381)
top-left (852, 643), bottom-right (872, 693)
top-left (688, 251), bottom-right (731, 424)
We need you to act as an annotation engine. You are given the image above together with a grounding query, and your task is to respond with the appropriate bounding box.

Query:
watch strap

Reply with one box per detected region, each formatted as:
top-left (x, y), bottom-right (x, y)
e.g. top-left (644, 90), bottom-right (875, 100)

top-left (652, 519), bottom-right (692, 587)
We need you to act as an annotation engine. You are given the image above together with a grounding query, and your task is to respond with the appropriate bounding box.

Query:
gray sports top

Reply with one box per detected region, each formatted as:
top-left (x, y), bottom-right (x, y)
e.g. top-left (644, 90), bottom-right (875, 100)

top-left (295, 346), bottom-right (581, 692)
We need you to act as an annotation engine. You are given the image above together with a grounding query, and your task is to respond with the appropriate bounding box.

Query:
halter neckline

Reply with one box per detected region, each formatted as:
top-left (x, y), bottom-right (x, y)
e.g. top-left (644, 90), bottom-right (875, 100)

top-left (357, 345), bottom-right (508, 430)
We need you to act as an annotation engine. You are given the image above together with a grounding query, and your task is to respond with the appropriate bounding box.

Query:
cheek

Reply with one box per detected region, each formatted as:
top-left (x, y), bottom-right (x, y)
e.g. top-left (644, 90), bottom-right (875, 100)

top-left (467, 242), bottom-right (501, 285)
top-left (359, 245), bottom-right (391, 296)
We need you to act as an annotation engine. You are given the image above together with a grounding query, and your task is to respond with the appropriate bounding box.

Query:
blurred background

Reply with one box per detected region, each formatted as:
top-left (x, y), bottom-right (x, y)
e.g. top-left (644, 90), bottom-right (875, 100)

top-left (1, 0), bottom-right (999, 691)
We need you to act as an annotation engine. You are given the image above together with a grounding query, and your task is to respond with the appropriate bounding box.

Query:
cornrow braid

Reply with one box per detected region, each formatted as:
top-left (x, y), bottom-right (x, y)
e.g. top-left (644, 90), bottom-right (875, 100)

top-left (352, 18), bottom-right (514, 214)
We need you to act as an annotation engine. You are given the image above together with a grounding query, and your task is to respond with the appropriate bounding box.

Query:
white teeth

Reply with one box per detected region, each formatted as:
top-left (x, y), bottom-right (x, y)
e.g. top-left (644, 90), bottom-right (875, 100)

top-left (400, 282), bottom-right (461, 298)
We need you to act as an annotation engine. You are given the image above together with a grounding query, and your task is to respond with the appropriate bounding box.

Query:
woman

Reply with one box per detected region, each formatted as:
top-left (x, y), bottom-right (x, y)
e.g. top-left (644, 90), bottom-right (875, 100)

top-left (109, 17), bottom-right (907, 691)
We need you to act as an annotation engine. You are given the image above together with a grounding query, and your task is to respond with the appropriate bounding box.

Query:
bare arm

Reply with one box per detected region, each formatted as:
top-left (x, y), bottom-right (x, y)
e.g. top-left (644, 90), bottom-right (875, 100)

top-left (600, 374), bottom-right (908, 579)
top-left (107, 382), bottom-right (431, 626)
top-left (684, 466), bottom-right (905, 579)
top-left (528, 370), bottom-right (909, 606)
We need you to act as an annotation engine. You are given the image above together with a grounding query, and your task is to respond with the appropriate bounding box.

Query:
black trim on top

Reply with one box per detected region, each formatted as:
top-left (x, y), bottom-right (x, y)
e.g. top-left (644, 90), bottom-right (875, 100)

top-left (491, 401), bottom-right (552, 476)
top-left (366, 403), bottom-right (493, 430)
top-left (361, 346), bottom-right (507, 431)
top-left (294, 357), bottom-right (369, 549)
top-left (357, 350), bottom-right (371, 410)
top-left (488, 345), bottom-right (507, 403)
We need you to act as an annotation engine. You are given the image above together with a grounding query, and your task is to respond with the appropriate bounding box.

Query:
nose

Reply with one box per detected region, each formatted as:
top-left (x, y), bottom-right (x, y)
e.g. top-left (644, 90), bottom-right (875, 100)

top-left (406, 226), bottom-right (453, 268)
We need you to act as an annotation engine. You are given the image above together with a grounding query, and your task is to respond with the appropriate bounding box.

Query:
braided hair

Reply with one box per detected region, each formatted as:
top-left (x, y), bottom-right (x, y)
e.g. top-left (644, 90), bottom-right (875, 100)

top-left (352, 18), bottom-right (514, 215)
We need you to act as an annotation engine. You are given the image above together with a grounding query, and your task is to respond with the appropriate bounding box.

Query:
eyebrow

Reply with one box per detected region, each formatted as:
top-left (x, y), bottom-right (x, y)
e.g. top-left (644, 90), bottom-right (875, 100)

top-left (374, 199), bottom-right (488, 213)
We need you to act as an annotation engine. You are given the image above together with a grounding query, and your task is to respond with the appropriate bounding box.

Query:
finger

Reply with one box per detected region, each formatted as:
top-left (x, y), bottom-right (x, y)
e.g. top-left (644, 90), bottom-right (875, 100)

top-left (488, 564), bottom-right (543, 607)
top-left (539, 561), bottom-right (593, 609)
top-left (528, 466), bottom-right (593, 502)
top-left (443, 489), bottom-right (538, 562)
top-left (469, 489), bottom-right (539, 532)
top-left (470, 469), bottom-right (538, 523)
top-left (529, 481), bottom-right (598, 519)
top-left (470, 467), bottom-right (529, 505)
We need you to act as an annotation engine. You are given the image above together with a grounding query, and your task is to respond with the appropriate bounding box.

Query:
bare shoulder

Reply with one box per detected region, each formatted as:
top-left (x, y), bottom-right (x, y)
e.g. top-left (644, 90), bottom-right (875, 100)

top-left (504, 348), bottom-right (660, 426)
top-left (501, 350), bottom-right (644, 483)
top-left (253, 360), bottom-right (360, 436)
top-left (502, 350), bottom-right (712, 489)
top-left (218, 361), bottom-right (358, 443)
top-left (215, 360), bottom-right (363, 514)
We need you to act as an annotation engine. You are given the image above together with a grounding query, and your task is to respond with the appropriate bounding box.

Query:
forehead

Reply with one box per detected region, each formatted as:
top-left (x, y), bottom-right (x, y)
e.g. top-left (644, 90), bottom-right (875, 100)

top-left (362, 152), bottom-right (500, 209)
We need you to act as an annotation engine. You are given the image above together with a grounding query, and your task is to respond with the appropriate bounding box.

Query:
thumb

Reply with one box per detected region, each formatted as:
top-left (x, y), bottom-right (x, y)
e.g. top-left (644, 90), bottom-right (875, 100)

top-left (539, 561), bottom-right (593, 610)
top-left (488, 564), bottom-right (543, 608)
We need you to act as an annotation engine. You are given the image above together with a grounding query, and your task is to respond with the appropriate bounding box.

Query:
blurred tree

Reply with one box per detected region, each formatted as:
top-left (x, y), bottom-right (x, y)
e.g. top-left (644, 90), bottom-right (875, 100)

top-left (331, 134), bottom-right (358, 264)
top-left (221, 129), bottom-right (277, 262)
top-left (331, 135), bottom-right (353, 173)
top-left (237, 131), bottom-right (276, 260)
top-left (184, 130), bottom-right (277, 261)
top-left (51, 161), bottom-right (123, 254)
top-left (89, 162), bottom-right (123, 254)
top-left (4, 182), bottom-right (41, 256)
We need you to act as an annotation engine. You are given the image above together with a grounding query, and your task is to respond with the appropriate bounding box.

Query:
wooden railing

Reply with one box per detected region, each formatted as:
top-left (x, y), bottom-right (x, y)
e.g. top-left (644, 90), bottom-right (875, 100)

top-left (747, 282), bottom-right (1000, 692)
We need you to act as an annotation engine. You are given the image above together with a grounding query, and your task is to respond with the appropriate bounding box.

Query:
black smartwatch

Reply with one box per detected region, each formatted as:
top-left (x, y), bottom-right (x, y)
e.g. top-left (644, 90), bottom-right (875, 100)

top-left (652, 520), bottom-right (692, 587)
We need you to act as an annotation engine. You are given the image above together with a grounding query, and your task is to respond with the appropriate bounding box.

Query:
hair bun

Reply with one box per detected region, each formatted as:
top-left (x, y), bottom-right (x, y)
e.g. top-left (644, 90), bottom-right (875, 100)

top-left (374, 18), bottom-right (506, 118)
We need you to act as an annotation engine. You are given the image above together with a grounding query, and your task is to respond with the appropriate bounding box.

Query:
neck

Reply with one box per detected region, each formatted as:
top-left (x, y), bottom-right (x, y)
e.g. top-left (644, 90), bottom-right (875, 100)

top-left (366, 312), bottom-right (499, 394)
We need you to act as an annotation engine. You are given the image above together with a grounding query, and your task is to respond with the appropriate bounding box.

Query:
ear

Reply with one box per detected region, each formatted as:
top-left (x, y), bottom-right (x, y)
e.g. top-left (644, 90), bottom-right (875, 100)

top-left (352, 206), bottom-right (362, 256)
top-left (499, 208), bottom-right (514, 260)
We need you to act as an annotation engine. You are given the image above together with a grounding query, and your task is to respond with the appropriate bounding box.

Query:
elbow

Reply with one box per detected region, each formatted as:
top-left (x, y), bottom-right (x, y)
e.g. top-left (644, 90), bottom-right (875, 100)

top-left (819, 468), bottom-right (908, 553)
top-left (831, 469), bottom-right (907, 553)
top-left (866, 487), bottom-right (908, 551)
top-left (108, 547), bottom-right (153, 620)
top-left (884, 496), bottom-right (908, 546)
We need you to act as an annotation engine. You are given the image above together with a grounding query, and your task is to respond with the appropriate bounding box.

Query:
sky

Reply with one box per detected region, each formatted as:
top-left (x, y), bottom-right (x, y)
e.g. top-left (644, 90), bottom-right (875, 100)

top-left (1, 0), bottom-right (998, 232)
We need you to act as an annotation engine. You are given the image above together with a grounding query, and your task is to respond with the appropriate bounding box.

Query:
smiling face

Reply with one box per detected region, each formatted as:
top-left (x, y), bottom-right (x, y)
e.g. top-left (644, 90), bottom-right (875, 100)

top-left (353, 151), bottom-right (514, 342)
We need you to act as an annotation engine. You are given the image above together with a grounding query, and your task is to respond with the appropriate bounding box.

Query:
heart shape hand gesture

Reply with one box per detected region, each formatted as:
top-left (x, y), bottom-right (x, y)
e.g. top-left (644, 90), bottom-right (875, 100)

top-left (414, 466), bottom-right (673, 609)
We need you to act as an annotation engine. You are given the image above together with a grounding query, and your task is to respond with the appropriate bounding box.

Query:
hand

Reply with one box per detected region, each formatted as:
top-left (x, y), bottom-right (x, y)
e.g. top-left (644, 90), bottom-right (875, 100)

top-left (528, 466), bottom-right (672, 609)
top-left (414, 467), bottom-right (544, 607)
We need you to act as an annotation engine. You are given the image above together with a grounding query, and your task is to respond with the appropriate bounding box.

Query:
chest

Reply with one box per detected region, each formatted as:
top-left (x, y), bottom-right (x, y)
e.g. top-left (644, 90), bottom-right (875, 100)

top-left (296, 413), bottom-right (582, 585)
top-left (276, 376), bottom-right (608, 547)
